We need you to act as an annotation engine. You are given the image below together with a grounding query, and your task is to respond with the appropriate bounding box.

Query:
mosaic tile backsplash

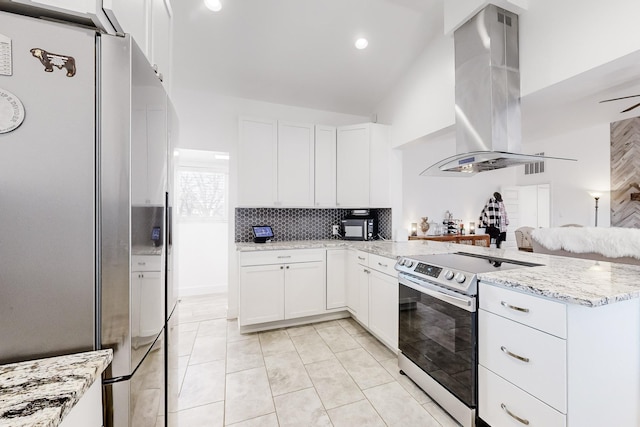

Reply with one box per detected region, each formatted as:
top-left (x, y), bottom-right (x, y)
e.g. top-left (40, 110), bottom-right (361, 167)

top-left (235, 208), bottom-right (392, 242)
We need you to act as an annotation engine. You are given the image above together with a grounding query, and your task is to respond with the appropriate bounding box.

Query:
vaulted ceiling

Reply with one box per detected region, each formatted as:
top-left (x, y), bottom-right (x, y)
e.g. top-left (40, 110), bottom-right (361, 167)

top-left (172, 0), bottom-right (443, 116)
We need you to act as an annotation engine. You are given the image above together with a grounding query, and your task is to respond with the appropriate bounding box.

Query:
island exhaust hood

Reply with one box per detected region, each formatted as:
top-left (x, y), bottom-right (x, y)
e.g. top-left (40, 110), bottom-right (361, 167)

top-left (421, 4), bottom-right (575, 177)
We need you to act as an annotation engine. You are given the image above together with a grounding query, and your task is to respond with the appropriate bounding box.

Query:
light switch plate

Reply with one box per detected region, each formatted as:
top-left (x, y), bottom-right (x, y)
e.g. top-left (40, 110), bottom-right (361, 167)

top-left (332, 225), bottom-right (340, 235)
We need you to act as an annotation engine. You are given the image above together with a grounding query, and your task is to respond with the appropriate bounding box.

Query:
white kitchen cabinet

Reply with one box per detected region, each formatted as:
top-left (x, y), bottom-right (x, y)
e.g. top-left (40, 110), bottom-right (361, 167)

top-left (314, 125), bottom-right (337, 207)
top-left (131, 106), bottom-right (167, 205)
top-left (239, 264), bottom-right (285, 325)
top-left (102, 0), bottom-right (148, 49)
top-left (478, 281), bottom-right (640, 427)
top-left (136, 270), bottom-right (163, 336)
top-left (346, 250), bottom-right (369, 321)
top-left (239, 249), bottom-right (326, 326)
top-left (277, 121), bottom-right (315, 206)
top-left (479, 309), bottom-right (567, 413)
top-left (6, 0), bottom-right (115, 33)
top-left (336, 124), bottom-right (369, 207)
top-left (368, 269), bottom-right (399, 351)
top-left (284, 261), bottom-right (326, 319)
top-left (238, 117), bottom-right (278, 207)
top-left (131, 256), bottom-right (164, 340)
top-left (346, 250), bottom-right (398, 350)
top-left (336, 123), bottom-right (390, 208)
top-left (59, 379), bottom-right (103, 427)
top-left (326, 249), bottom-right (347, 309)
top-left (149, 0), bottom-right (172, 89)
top-left (356, 265), bottom-right (370, 326)
top-left (368, 124), bottom-right (391, 207)
top-left (102, 0), bottom-right (173, 89)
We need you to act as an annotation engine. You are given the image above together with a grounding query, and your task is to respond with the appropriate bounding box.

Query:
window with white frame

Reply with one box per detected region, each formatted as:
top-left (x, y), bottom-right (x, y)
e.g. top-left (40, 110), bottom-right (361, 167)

top-left (177, 166), bottom-right (228, 221)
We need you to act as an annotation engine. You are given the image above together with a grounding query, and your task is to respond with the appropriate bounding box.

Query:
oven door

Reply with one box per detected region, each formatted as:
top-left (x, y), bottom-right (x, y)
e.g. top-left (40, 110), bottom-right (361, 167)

top-left (398, 274), bottom-right (477, 408)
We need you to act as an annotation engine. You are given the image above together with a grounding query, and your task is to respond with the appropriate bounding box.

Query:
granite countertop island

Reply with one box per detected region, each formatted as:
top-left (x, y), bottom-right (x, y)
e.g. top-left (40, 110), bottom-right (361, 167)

top-left (236, 239), bottom-right (640, 308)
top-left (0, 349), bottom-right (113, 427)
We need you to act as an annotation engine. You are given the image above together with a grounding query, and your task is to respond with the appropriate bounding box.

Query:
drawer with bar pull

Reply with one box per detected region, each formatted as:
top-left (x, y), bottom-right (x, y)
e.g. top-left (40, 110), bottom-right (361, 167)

top-left (479, 281), bottom-right (567, 338)
top-left (240, 249), bottom-right (326, 266)
top-left (479, 309), bottom-right (567, 413)
top-left (368, 253), bottom-right (397, 276)
top-left (479, 365), bottom-right (566, 427)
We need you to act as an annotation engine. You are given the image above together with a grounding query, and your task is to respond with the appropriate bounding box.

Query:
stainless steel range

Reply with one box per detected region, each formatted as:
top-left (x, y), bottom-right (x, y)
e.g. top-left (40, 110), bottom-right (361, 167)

top-left (395, 252), bottom-right (540, 427)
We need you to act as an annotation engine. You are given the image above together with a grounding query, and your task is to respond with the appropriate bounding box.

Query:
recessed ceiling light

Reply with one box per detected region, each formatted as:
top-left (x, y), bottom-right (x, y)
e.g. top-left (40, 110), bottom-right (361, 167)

top-left (204, 0), bottom-right (222, 12)
top-left (355, 38), bottom-right (368, 50)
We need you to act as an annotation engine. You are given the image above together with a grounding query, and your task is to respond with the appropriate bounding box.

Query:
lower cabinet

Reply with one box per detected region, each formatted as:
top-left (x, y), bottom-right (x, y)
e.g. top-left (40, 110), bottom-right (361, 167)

top-left (368, 269), bottom-right (399, 351)
top-left (238, 247), bottom-right (398, 352)
top-left (239, 249), bottom-right (326, 326)
top-left (326, 249), bottom-right (347, 309)
top-left (239, 264), bottom-right (285, 325)
top-left (131, 255), bottom-right (164, 343)
top-left (284, 262), bottom-right (326, 318)
top-left (346, 250), bottom-right (398, 351)
top-left (479, 281), bottom-right (640, 427)
top-left (59, 379), bottom-right (103, 427)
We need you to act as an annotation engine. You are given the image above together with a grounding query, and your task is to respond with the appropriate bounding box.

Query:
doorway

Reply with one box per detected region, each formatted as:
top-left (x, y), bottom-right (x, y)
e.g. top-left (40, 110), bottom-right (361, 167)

top-left (174, 149), bottom-right (229, 296)
top-left (501, 184), bottom-right (551, 248)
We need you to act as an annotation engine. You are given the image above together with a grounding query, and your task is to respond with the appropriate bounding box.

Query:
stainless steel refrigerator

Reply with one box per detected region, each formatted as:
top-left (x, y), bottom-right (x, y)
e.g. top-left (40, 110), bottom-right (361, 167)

top-left (0, 10), bottom-right (178, 427)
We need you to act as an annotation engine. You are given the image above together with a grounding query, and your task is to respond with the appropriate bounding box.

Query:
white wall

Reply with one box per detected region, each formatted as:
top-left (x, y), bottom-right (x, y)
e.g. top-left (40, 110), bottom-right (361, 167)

top-left (171, 89), bottom-right (369, 317)
top-left (375, 9), bottom-right (455, 148)
top-left (516, 123), bottom-right (611, 227)
top-left (177, 222), bottom-right (228, 295)
top-left (400, 122), bottom-right (612, 240)
top-left (400, 133), bottom-right (516, 236)
top-left (519, 0), bottom-right (640, 97)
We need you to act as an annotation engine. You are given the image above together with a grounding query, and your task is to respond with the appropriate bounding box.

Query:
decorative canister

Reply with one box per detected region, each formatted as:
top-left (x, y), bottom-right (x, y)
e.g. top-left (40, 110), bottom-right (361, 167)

top-left (420, 217), bottom-right (430, 235)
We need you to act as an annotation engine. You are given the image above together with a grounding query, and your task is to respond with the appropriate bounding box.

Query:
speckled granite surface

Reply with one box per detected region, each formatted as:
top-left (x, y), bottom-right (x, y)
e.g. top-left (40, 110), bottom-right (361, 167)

top-left (237, 240), bottom-right (640, 307)
top-left (0, 349), bottom-right (112, 427)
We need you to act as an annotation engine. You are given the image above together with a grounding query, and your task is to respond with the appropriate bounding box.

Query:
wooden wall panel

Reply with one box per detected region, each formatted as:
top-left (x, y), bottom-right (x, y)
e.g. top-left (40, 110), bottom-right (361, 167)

top-left (611, 117), bottom-right (640, 228)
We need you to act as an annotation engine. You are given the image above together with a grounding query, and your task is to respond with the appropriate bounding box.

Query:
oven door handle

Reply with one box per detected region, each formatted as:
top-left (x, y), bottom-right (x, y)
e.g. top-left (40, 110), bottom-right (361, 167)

top-left (399, 275), bottom-right (476, 312)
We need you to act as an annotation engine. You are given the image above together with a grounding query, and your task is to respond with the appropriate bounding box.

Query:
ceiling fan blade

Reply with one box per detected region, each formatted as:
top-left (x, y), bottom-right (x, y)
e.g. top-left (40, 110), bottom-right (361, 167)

top-left (621, 102), bottom-right (640, 113)
top-left (600, 94), bottom-right (640, 103)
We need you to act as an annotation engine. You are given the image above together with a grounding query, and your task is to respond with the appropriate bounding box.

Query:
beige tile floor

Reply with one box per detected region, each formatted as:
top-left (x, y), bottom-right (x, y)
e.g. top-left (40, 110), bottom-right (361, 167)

top-left (175, 293), bottom-right (461, 426)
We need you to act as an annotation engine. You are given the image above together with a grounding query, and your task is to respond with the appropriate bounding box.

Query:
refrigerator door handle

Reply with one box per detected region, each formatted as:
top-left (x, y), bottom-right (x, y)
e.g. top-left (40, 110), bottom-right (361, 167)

top-left (102, 326), bottom-right (164, 385)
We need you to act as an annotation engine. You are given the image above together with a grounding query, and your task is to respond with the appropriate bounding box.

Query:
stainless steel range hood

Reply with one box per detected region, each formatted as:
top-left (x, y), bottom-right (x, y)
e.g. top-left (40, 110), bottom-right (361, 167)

top-left (421, 4), bottom-right (575, 177)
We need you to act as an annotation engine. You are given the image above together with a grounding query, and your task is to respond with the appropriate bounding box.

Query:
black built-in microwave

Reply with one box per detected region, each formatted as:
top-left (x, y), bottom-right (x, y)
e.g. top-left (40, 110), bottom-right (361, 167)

top-left (341, 217), bottom-right (378, 240)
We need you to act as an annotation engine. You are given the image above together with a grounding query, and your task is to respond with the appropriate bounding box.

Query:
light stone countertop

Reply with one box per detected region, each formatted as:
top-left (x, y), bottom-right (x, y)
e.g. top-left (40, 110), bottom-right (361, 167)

top-left (236, 239), bottom-right (640, 307)
top-left (0, 349), bottom-right (113, 427)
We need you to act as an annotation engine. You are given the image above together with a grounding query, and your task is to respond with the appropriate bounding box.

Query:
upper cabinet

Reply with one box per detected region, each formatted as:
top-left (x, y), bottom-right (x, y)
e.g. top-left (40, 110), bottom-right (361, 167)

top-left (102, 0), bottom-right (148, 49)
top-left (277, 121), bottom-right (315, 207)
top-left (149, 0), bottom-right (172, 90)
top-left (102, 0), bottom-right (172, 91)
top-left (238, 118), bottom-right (389, 209)
top-left (238, 117), bottom-right (278, 207)
top-left (336, 123), bottom-right (390, 208)
top-left (336, 124), bottom-right (370, 207)
top-left (4, 0), bottom-right (115, 32)
top-left (314, 125), bottom-right (337, 207)
top-left (238, 118), bottom-right (315, 208)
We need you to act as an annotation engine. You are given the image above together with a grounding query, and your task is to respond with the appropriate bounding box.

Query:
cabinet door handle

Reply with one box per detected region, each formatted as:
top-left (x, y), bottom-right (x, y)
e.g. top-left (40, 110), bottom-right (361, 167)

top-left (358, 256), bottom-right (366, 261)
top-left (138, 262), bottom-right (146, 265)
top-left (286, 265), bottom-right (290, 269)
top-left (277, 255), bottom-right (291, 259)
top-left (280, 266), bottom-right (284, 270)
top-left (500, 346), bottom-right (530, 363)
top-left (500, 403), bottom-right (530, 425)
top-left (377, 262), bottom-right (388, 268)
top-left (500, 301), bottom-right (530, 313)
top-left (364, 269), bottom-right (370, 274)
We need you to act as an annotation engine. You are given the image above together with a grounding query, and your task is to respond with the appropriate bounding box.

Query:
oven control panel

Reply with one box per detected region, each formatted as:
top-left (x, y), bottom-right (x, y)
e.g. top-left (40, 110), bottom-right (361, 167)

top-left (396, 257), bottom-right (475, 294)
top-left (414, 263), bottom-right (442, 278)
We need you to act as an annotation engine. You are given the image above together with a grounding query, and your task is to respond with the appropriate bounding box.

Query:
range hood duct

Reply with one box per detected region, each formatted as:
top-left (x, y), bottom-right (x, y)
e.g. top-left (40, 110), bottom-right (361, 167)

top-left (421, 4), bottom-right (575, 177)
